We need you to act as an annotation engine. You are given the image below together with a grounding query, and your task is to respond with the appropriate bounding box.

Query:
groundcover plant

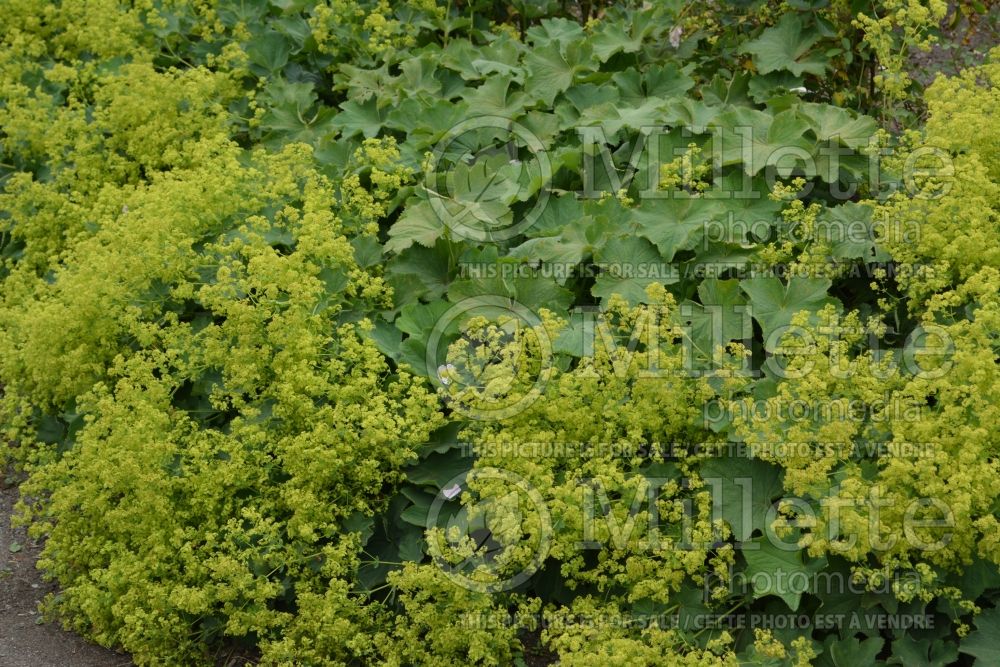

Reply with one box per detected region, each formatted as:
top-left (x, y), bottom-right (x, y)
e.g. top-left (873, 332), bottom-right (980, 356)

top-left (1, 0), bottom-right (999, 665)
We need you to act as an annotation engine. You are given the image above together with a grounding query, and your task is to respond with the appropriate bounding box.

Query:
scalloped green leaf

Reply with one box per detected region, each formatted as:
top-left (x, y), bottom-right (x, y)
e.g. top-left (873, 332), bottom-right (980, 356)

top-left (740, 277), bottom-right (839, 349)
top-left (386, 199), bottom-right (445, 253)
top-left (592, 235), bottom-right (675, 304)
top-left (960, 605), bottom-right (1000, 665)
top-left (742, 14), bottom-right (831, 77)
top-left (742, 538), bottom-right (827, 610)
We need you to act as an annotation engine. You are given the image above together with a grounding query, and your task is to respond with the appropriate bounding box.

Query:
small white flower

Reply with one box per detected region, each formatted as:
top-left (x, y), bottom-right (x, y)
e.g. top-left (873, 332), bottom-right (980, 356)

top-left (669, 25), bottom-right (683, 49)
top-left (442, 484), bottom-right (462, 500)
top-left (789, 86), bottom-right (809, 94)
top-left (437, 363), bottom-right (457, 386)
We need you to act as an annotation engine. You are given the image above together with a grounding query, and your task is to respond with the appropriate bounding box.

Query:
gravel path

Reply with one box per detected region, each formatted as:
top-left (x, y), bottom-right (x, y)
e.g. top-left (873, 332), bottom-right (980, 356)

top-left (0, 480), bottom-right (132, 667)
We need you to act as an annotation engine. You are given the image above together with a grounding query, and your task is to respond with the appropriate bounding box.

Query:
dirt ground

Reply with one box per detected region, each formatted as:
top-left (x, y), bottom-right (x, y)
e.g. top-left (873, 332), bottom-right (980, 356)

top-left (0, 480), bottom-right (133, 667)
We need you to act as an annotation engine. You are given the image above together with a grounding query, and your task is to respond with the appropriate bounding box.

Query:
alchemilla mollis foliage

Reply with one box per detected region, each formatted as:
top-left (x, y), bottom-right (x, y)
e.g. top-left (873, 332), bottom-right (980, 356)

top-left (0, 1), bottom-right (998, 665)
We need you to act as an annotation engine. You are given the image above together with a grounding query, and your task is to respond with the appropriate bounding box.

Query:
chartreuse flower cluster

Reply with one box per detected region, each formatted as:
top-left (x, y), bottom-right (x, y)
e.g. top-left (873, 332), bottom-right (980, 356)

top-left (5, 135), bottom-right (452, 662)
top-left (1, 0), bottom-right (999, 665)
top-left (0, 5), bottom-right (447, 660)
top-left (733, 49), bottom-right (1000, 635)
top-left (405, 288), bottom-right (751, 663)
top-left (853, 0), bottom-right (949, 102)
